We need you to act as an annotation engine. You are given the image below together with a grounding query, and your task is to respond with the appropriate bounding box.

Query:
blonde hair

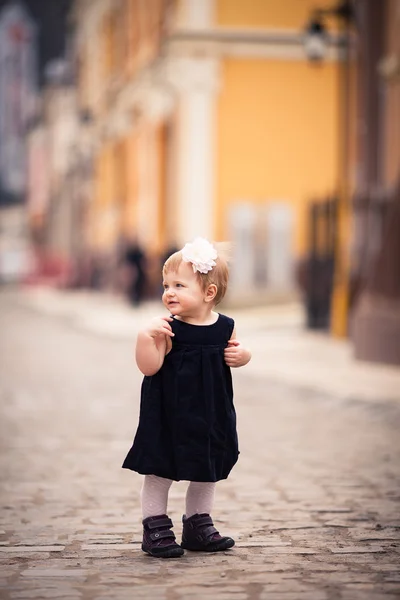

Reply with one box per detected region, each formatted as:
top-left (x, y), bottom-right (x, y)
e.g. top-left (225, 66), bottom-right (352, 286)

top-left (163, 242), bottom-right (230, 305)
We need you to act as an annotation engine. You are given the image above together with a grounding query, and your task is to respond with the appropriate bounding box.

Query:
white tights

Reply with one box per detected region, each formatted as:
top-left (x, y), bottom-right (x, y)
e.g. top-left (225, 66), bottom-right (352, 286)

top-left (141, 475), bottom-right (216, 520)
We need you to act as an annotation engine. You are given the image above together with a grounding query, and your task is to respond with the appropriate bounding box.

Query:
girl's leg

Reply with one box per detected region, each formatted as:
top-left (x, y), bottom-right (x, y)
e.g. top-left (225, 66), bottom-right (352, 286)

top-left (140, 475), bottom-right (183, 558)
top-left (185, 481), bottom-right (216, 518)
top-left (181, 481), bottom-right (235, 551)
top-left (141, 474), bottom-right (173, 519)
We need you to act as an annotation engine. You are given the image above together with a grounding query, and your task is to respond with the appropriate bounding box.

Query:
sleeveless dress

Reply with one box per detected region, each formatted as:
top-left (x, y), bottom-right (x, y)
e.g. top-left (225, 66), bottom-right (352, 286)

top-left (122, 313), bottom-right (239, 482)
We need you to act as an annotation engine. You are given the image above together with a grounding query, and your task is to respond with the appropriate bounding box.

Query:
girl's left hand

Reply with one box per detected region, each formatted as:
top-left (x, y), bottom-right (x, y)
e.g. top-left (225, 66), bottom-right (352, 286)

top-left (224, 339), bottom-right (251, 368)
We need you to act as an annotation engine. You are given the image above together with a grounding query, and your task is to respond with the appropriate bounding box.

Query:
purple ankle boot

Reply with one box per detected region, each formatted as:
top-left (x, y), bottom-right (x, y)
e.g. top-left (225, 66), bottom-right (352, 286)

top-left (181, 513), bottom-right (235, 552)
top-left (142, 514), bottom-right (184, 558)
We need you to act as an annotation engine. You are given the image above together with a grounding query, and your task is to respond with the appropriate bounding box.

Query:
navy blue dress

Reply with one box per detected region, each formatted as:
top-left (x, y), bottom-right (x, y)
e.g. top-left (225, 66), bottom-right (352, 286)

top-left (122, 314), bottom-right (239, 482)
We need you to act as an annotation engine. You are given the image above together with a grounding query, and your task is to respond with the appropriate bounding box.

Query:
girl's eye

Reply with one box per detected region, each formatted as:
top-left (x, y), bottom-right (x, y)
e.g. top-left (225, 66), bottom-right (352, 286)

top-left (176, 284), bottom-right (183, 288)
top-left (163, 285), bottom-right (168, 290)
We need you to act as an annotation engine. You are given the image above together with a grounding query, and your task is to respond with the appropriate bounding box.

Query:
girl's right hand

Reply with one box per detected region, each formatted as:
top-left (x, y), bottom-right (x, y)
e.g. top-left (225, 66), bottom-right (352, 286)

top-left (145, 316), bottom-right (174, 339)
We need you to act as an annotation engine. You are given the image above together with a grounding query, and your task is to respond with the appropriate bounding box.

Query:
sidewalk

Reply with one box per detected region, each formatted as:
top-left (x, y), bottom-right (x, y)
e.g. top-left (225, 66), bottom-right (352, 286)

top-left (15, 285), bottom-right (400, 404)
top-left (13, 285), bottom-right (303, 337)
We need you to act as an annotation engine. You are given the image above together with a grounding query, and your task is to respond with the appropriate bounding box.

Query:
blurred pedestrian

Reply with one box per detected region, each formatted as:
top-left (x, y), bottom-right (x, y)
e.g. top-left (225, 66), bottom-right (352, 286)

top-left (159, 244), bottom-right (179, 294)
top-left (122, 237), bottom-right (252, 558)
top-left (161, 244), bottom-right (179, 267)
top-left (123, 238), bottom-right (147, 306)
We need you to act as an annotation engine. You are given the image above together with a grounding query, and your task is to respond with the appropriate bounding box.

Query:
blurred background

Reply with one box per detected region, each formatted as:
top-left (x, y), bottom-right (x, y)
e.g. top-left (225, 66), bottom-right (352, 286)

top-left (0, 0), bottom-right (399, 365)
top-left (1, 4), bottom-right (400, 594)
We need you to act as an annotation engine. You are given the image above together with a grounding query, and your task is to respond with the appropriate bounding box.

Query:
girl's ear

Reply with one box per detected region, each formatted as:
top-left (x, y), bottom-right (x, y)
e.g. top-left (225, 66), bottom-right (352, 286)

top-left (205, 284), bottom-right (217, 303)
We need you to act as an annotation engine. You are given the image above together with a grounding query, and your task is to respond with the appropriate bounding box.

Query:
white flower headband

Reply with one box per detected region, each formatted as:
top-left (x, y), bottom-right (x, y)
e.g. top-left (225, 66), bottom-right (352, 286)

top-left (181, 237), bottom-right (217, 274)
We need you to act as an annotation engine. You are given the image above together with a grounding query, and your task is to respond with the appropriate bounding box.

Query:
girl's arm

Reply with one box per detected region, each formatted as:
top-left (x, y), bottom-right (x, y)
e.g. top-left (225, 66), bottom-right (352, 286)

top-left (136, 316), bottom-right (174, 376)
top-left (224, 327), bottom-right (251, 368)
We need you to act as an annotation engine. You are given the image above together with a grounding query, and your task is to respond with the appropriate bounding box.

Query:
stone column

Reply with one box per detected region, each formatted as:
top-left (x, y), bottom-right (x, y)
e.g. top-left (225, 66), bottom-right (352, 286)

top-left (165, 0), bottom-right (218, 244)
top-left (165, 56), bottom-right (220, 245)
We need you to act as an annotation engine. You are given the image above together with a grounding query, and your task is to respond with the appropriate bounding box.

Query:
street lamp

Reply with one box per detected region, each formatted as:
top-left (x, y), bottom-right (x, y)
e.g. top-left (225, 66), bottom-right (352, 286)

top-left (303, 1), bottom-right (354, 61)
top-left (303, 17), bottom-right (330, 62)
top-left (303, 0), bottom-right (355, 337)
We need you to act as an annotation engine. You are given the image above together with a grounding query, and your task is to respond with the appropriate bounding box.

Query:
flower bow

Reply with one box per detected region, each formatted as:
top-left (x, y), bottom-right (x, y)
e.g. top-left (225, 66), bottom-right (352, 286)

top-left (181, 237), bottom-right (217, 274)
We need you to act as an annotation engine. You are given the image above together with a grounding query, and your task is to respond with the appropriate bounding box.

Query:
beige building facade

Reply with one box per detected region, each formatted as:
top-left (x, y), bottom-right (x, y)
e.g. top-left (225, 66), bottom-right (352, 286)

top-left (72, 0), bottom-right (343, 298)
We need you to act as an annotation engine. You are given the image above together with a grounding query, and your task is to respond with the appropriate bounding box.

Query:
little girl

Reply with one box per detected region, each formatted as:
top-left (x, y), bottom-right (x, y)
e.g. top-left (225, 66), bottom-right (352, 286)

top-left (122, 238), bottom-right (251, 558)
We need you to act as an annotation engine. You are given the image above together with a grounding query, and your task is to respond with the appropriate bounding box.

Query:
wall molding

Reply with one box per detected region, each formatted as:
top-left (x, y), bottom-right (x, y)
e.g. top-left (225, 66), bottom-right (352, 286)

top-left (166, 26), bottom-right (343, 62)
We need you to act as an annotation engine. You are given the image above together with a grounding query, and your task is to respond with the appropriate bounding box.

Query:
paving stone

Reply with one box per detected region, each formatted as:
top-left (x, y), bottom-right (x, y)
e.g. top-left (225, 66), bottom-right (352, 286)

top-left (367, 563), bottom-right (400, 573)
top-left (68, 534), bottom-right (125, 543)
top-left (340, 589), bottom-right (398, 600)
top-left (326, 521), bottom-right (367, 530)
top-left (94, 585), bottom-right (167, 599)
top-left (328, 545), bottom-right (387, 554)
top-left (308, 572), bottom-right (379, 584)
top-left (269, 522), bottom-right (322, 531)
top-left (0, 546), bottom-right (65, 552)
top-left (20, 569), bottom-right (88, 578)
top-left (349, 530), bottom-right (400, 542)
top-left (383, 575), bottom-right (400, 583)
top-left (260, 547), bottom-right (318, 555)
top-left (381, 585), bottom-right (400, 595)
top-left (0, 552), bottom-right (52, 560)
top-left (260, 593), bottom-right (328, 600)
top-left (88, 517), bottom-right (132, 525)
top-left (10, 592), bottom-right (81, 599)
top-left (235, 541), bottom-right (291, 547)
top-left (81, 543), bottom-right (137, 551)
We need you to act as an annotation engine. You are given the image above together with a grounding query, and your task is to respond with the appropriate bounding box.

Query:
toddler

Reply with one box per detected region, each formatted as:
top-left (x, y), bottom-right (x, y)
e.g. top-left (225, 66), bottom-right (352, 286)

top-left (123, 238), bottom-right (251, 557)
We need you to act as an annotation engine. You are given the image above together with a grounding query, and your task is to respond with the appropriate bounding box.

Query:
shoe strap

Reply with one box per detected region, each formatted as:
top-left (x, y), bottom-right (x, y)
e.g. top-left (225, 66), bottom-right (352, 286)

top-left (146, 517), bottom-right (173, 530)
top-left (149, 529), bottom-right (176, 542)
top-left (193, 515), bottom-right (214, 527)
top-left (198, 525), bottom-right (218, 541)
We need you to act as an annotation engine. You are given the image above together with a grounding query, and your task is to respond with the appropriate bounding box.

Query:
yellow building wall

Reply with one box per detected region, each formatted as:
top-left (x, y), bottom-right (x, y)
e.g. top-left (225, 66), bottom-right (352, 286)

top-left (215, 0), bottom-right (343, 256)
top-left (216, 0), bottom-right (338, 31)
top-left (216, 59), bottom-right (339, 254)
top-left (91, 142), bottom-right (125, 252)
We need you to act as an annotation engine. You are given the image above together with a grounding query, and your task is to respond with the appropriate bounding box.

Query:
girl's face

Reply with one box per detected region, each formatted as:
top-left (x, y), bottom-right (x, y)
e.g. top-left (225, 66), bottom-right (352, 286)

top-left (162, 262), bottom-right (208, 317)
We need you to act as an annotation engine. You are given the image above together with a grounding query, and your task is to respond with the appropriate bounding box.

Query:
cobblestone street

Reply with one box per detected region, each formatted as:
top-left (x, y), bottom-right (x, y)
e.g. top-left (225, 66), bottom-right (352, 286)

top-left (1, 289), bottom-right (400, 600)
